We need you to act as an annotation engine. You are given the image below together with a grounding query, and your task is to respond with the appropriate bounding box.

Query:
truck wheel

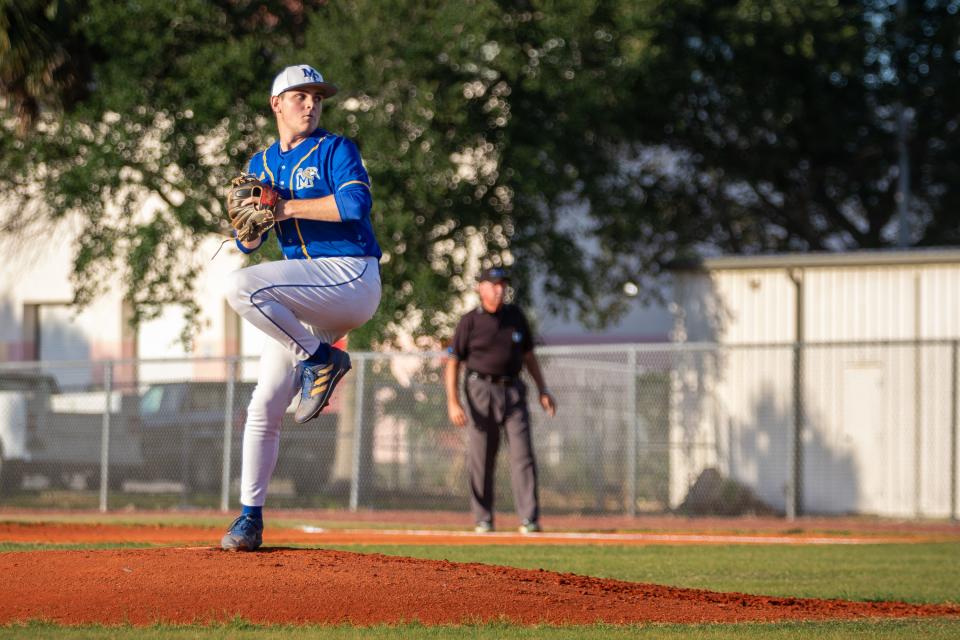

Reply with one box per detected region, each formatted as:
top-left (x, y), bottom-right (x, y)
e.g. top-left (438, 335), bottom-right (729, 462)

top-left (0, 456), bottom-right (24, 492)
top-left (139, 434), bottom-right (169, 480)
top-left (293, 469), bottom-right (326, 494)
top-left (108, 469), bottom-right (129, 491)
top-left (291, 455), bottom-right (335, 495)
top-left (190, 456), bottom-right (222, 494)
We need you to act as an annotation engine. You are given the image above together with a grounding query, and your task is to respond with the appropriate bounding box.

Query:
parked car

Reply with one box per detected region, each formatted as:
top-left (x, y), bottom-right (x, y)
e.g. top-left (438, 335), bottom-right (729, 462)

top-left (136, 381), bottom-right (337, 493)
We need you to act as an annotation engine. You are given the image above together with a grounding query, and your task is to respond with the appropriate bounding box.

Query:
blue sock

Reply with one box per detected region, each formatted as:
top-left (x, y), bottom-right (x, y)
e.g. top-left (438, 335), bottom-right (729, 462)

top-left (241, 505), bottom-right (262, 520)
top-left (304, 343), bottom-right (331, 365)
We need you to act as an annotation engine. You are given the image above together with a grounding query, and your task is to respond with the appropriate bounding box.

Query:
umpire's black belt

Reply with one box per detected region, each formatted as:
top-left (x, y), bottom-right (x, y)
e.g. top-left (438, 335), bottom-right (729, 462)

top-left (467, 370), bottom-right (516, 385)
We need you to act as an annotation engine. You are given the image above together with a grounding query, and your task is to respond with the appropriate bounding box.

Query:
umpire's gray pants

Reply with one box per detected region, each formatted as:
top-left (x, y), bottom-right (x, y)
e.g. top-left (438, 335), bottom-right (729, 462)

top-left (465, 375), bottom-right (539, 525)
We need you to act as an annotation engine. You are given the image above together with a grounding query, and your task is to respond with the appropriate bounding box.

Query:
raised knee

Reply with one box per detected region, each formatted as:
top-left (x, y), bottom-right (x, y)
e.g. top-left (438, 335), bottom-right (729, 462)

top-left (224, 270), bottom-right (251, 313)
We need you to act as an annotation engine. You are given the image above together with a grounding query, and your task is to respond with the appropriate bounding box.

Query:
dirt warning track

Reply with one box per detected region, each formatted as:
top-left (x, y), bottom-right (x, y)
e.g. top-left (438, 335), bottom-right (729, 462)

top-left (0, 521), bottom-right (942, 546)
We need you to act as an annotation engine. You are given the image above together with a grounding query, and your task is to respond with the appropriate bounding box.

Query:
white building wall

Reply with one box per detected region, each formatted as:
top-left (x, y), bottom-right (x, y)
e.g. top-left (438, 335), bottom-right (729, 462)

top-left (802, 265), bottom-right (959, 517)
top-left (137, 236), bottom-right (249, 384)
top-left (804, 267), bottom-right (919, 341)
top-left (672, 254), bottom-right (960, 518)
top-left (0, 217), bottom-right (81, 358)
top-left (713, 269), bottom-right (797, 344)
top-left (670, 270), bottom-right (797, 509)
top-left (0, 211), bottom-right (248, 388)
top-left (0, 215), bottom-right (131, 390)
top-left (791, 267), bottom-right (916, 515)
top-left (916, 266), bottom-right (960, 516)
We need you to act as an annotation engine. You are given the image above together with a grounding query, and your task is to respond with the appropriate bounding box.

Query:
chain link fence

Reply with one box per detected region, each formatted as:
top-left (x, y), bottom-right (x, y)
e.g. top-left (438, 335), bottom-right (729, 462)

top-left (0, 342), bottom-right (956, 519)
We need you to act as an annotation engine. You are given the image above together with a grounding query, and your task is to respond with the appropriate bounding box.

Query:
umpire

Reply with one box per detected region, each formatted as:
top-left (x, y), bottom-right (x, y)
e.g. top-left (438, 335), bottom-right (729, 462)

top-left (445, 266), bottom-right (557, 534)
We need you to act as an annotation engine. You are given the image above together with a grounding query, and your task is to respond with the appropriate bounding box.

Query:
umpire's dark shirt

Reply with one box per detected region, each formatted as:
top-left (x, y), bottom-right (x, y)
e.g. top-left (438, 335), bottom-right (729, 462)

top-left (449, 304), bottom-right (534, 377)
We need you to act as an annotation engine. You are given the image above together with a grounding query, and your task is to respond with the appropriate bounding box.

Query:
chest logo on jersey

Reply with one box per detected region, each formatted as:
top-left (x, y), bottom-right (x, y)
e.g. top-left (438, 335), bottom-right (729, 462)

top-left (512, 331), bottom-right (523, 343)
top-left (294, 166), bottom-right (319, 190)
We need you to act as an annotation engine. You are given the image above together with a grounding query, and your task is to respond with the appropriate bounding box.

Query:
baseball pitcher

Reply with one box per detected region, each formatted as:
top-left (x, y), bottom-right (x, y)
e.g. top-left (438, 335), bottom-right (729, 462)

top-left (220, 64), bottom-right (382, 551)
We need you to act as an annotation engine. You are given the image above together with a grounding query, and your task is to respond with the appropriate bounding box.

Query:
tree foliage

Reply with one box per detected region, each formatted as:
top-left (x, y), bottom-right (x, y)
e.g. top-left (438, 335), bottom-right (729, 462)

top-left (0, 0), bottom-right (91, 134)
top-left (2, 0), bottom-right (960, 345)
top-left (306, 0), bottom-right (639, 337)
top-left (618, 0), bottom-right (960, 255)
top-left (2, 0), bottom-right (320, 328)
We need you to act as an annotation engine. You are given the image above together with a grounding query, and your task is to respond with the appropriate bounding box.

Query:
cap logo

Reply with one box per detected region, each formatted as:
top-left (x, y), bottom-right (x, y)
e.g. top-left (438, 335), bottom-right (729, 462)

top-left (301, 67), bottom-right (322, 82)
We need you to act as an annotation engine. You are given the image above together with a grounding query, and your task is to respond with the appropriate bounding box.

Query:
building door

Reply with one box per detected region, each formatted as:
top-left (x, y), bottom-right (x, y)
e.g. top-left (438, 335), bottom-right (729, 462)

top-left (841, 364), bottom-right (886, 514)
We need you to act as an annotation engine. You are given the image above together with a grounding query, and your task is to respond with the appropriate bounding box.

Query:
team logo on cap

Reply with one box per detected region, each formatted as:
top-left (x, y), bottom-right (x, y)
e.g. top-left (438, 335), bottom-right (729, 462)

top-left (301, 67), bottom-right (322, 82)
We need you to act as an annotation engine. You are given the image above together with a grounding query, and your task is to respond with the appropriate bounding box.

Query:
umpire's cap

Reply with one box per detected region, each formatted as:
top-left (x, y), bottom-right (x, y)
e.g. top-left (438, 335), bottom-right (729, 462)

top-left (271, 64), bottom-right (338, 99)
top-left (478, 266), bottom-right (510, 283)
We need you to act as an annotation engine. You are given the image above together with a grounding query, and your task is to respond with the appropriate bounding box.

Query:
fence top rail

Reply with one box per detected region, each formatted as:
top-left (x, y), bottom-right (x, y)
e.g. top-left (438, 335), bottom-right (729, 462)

top-left (3, 338), bottom-right (960, 370)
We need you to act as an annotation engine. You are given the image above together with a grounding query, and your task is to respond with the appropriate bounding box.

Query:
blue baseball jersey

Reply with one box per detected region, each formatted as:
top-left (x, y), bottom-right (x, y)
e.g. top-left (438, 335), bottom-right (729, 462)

top-left (238, 128), bottom-right (382, 260)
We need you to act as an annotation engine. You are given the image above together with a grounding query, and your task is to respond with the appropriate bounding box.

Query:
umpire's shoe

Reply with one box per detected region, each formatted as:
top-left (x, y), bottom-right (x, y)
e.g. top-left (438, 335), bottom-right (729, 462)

top-left (519, 520), bottom-right (542, 534)
top-left (295, 348), bottom-right (352, 424)
top-left (221, 515), bottom-right (263, 551)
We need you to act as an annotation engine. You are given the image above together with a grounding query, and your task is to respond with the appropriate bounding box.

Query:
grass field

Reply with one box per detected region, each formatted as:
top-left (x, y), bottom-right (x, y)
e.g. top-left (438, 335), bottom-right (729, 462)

top-left (2, 619), bottom-right (960, 639)
top-left (324, 542), bottom-right (960, 604)
top-left (1, 518), bottom-right (957, 639)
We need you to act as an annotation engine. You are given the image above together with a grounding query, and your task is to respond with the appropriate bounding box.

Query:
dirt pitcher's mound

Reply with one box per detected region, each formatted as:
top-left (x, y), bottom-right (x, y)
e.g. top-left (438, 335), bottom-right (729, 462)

top-left (0, 548), bottom-right (957, 625)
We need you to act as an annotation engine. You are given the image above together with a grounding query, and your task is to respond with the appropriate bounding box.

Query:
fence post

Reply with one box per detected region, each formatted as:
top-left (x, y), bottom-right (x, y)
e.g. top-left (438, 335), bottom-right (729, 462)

top-left (99, 361), bottom-right (113, 513)
top-left (626, 348), bottom-right (638, 517)
top-left (951, 340), bottom-right (958, 522)
top-left (349, 355), bottom-right (366, 512)
top-left (220, 358), bottom-right (237, 513)
top-left (787, 269), bottom-right (805, 520)
top-left (787, 341), bottom-right (803, 521)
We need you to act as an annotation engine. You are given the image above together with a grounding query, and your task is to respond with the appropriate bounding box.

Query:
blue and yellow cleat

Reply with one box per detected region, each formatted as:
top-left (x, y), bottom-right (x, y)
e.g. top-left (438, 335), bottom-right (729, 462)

top-left (221, 515), bottom-right (263, 551)
top-left (295, 348), bottom-right (352, 424)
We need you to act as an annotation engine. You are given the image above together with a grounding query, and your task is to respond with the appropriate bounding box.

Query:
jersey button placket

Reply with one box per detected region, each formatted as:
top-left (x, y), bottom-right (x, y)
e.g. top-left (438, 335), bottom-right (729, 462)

top-left (277, 162), bottom-right (287, 240)
top-left (287, 166), bottom-right (303, 259)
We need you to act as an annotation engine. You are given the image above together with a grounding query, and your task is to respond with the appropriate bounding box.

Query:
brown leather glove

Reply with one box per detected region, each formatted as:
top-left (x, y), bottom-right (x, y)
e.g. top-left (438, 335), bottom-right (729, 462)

top-left (226, 174), bottom-right (279, 242)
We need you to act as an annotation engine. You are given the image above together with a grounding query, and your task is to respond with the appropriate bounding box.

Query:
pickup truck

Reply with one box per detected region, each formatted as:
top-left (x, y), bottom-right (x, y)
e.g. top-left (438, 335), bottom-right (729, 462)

top-left (0, 370), bottom-right (142, 491)
top-left (136, 381), bottom-right (337, 493)
top-left (0, 370), bottom-right (58, 490)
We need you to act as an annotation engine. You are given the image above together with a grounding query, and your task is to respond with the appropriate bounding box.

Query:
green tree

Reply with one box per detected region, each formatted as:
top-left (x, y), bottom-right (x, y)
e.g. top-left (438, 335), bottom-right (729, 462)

top-left (305, 0), bottom-right (641, 337)
top-left (1, 0), bottom-right (319, 331)
top-left (609, 0), bottom-right (960, 259)
top-left (0, 0), bottom-right (91, 134)
top-left (4, 1), bottom-right (960, 344)
top-left (2, 0), bottom-right (640, 341)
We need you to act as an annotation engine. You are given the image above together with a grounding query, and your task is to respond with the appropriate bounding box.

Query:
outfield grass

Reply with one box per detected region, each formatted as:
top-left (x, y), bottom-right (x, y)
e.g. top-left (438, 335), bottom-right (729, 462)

top-left (1, 620), bottom-right (960, 639)
top-left (322, 542), bottom-right (960, 604)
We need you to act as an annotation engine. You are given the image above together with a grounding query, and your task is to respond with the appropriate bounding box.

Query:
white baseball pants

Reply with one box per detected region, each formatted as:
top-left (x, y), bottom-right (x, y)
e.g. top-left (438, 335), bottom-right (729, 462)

top-left (225, 255), bottom-right (380, 506)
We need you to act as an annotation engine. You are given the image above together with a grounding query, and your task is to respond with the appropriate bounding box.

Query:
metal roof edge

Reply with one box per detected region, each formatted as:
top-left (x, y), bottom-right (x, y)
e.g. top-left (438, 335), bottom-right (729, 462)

top-left (667, 247), bottom-right (960, 271)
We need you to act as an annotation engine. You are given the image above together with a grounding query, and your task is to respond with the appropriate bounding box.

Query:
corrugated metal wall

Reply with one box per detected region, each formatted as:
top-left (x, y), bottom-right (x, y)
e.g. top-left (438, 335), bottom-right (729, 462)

top-left (672, 258), bottom-right (960, 518)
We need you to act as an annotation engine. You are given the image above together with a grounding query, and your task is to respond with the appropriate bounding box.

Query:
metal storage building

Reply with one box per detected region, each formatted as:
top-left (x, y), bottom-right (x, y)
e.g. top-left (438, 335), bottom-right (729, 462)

top-left (670, 248), bottom-right (960, 518)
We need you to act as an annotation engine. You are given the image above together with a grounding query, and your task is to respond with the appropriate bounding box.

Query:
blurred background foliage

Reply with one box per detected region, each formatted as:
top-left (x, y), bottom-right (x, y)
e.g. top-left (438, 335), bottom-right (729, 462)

top-left (2, 0), bottom-right (959, 345)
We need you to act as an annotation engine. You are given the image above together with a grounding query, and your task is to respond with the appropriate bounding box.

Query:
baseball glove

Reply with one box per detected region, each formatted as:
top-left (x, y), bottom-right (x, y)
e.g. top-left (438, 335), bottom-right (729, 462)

top-left (226, 174), bottom-right (279, 243)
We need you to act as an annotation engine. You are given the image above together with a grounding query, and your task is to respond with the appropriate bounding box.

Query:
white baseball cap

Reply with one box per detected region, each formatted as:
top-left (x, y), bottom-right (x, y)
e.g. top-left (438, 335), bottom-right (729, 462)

top-left (270, 64), bottom-right (338, 99)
